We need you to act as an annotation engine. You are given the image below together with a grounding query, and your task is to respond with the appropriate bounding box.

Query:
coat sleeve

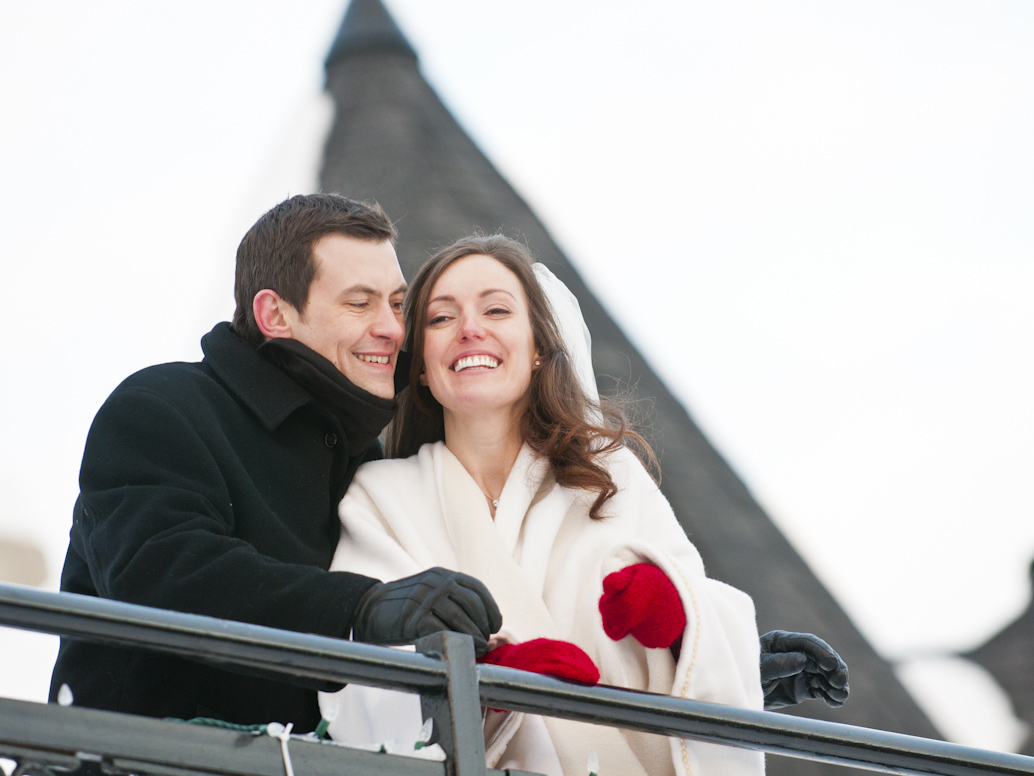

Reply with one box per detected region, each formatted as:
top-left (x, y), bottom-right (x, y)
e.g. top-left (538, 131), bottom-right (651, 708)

top-left (73, 385), bottom-right (377, 640)
top-left (597, 449), bottom-right (764, 712)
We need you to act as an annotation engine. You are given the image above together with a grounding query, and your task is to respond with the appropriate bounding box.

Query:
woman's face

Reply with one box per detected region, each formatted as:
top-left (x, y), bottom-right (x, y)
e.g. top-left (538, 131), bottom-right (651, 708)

top-left (421, 254), bottom-right (539, 421)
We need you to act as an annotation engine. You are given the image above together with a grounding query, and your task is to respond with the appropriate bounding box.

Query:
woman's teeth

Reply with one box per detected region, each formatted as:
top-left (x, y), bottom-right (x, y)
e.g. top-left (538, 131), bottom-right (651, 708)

top-left (452, 355), bottom-right (499, 372)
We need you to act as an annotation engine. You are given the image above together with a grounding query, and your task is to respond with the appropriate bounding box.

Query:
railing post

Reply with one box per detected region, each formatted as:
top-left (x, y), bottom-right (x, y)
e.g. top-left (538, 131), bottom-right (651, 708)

top-left (415, 632), bottom-right (487, 776)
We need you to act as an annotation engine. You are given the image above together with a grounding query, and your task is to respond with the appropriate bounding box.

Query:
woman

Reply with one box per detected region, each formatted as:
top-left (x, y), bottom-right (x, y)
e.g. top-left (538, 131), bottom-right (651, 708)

top-left (320, 235), bottom-right (765, 775)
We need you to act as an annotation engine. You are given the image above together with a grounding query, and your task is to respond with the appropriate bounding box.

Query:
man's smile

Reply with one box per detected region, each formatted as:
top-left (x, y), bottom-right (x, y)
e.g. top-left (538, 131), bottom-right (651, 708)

top-left (355, 353), bottom-right (391, 365)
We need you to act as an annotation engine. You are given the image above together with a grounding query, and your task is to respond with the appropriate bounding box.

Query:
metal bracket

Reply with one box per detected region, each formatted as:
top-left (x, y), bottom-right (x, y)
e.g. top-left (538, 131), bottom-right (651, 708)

top-left (415, 632), bottom-right (487, 776)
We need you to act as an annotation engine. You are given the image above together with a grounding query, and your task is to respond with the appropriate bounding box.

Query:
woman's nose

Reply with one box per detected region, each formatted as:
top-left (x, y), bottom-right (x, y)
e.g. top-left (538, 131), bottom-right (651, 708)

top-left (458, 311), bottom-right (484, 340)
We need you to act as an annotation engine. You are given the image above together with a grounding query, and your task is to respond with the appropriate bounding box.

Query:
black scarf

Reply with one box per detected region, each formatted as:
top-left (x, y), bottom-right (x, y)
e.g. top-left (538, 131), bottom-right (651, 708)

top-left (258, 338), bottom-right (396, 457)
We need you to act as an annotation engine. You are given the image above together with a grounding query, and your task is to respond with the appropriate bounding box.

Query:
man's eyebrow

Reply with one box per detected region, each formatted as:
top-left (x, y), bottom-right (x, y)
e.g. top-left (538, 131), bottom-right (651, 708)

top-left (342, 283), bottom-right (408, 296)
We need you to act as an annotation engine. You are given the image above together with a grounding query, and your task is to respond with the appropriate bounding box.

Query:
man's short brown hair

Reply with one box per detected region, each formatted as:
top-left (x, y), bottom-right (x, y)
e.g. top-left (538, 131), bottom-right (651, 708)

top-left (231, 194), bottom-right (397, 346)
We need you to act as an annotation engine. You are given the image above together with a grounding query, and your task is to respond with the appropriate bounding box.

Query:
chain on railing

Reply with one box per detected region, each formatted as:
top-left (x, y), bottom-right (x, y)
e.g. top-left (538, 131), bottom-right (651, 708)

top-left (2, 581), bottom-right (1034, 776)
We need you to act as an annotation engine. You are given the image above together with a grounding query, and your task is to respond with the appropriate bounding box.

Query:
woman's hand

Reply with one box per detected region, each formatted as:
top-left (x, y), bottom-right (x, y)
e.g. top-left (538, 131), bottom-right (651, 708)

top-left (598, 563), bottom-right (686, 649)
top-left (478, 638), bottom-right (600, 685)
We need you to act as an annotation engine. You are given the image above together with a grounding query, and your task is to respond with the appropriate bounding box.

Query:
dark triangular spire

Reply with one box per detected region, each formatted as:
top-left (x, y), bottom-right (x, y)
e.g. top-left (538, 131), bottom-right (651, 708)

top-left (325, 0), bottom-right (416, 69)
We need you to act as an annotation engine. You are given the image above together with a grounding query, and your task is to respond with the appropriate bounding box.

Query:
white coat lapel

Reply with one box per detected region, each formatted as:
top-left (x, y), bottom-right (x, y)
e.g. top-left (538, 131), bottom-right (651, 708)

top-left (506, 450), bottom-right (576, 591)
top-left (436, 444), bottom-right (558, 639)
top-left (492, 445), bottom-right (548, 554)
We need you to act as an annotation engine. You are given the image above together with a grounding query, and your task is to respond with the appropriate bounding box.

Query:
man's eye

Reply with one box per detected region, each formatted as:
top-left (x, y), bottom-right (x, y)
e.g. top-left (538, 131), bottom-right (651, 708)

top-left (391, 301), bottom-right (404, 312)
top-left (348, 302), bottom-right (370, 309)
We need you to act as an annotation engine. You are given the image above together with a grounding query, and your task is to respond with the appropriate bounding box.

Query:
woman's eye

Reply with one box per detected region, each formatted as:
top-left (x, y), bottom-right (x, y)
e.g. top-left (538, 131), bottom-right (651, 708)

top-left (427, 314), bottom-right (450, 326)
top-left (486, 307), bottom-right (511, 316)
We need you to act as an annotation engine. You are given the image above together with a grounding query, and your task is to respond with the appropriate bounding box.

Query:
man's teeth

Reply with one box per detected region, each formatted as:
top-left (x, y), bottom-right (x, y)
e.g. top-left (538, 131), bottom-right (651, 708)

top-left (453, 355), bottom-right (499, 372)
top-left (356, 354), bottom-right (390, 364)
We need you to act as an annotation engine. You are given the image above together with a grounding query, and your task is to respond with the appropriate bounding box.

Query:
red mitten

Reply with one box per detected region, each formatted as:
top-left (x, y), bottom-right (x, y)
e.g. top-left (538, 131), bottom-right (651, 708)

top-left (478, 638), bottom-right (600, 685)
top-left (598, 563), bottom-right (686, 648)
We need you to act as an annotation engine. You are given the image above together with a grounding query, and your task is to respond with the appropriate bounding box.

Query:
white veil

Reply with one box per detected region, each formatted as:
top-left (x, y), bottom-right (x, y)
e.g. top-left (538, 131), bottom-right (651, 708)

top-left (532, 263), bottom-right (601, 419)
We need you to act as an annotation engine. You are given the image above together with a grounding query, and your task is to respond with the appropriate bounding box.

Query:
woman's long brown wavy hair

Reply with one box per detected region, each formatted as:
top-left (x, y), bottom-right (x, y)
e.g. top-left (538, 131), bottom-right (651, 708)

top-left (388, 234), bottom-right (657, 519)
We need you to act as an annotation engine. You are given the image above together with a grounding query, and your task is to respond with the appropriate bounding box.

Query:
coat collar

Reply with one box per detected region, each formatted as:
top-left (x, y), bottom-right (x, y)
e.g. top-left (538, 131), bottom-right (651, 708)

top-left (258, 336), bottom-right (396, 456)
top-left (201, 322), bottom-right (321, 431)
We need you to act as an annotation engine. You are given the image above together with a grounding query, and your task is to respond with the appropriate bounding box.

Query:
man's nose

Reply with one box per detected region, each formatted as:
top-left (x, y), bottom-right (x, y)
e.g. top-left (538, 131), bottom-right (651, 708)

top-left (372, 302), bottom-right (404, 342)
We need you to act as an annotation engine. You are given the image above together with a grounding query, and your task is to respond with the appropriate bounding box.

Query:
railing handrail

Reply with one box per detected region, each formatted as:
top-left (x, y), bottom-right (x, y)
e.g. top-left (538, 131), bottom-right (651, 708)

top-left (2, 581), bottom-right (1033, 776)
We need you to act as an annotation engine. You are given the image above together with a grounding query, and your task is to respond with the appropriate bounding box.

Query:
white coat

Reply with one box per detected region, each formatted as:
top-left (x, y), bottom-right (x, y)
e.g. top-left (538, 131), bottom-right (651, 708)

top-left (321, 441), bottom-right (765, 776)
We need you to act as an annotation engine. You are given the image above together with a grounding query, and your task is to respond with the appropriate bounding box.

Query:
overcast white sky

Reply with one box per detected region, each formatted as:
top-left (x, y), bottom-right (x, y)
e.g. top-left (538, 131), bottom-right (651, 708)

top-left (1, 0), bottom-right (1032, 747)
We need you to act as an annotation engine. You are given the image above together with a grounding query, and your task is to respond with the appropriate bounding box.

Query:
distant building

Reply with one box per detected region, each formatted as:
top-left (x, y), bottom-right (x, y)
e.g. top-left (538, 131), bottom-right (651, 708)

top-left (965, 561), bottom-right (1034, 754)
top-left (318, 2), bottom-right (941, 773)
top-left (0, 536), bottom-right (46, 587)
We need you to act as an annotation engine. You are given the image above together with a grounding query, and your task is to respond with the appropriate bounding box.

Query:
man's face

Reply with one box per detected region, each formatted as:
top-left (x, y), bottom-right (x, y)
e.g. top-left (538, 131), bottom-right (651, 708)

top-left (283, 234), bottom-right (406, 399)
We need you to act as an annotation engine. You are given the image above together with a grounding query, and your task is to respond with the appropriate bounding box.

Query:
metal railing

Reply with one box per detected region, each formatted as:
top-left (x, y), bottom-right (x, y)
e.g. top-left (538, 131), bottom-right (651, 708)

top-left (2, 581), bottom-right (1033, 776)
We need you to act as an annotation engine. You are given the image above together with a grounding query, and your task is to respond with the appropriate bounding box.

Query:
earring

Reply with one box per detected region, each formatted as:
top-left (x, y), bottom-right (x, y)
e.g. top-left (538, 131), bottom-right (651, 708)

top-left (534, 360), bottom-right (541, 366)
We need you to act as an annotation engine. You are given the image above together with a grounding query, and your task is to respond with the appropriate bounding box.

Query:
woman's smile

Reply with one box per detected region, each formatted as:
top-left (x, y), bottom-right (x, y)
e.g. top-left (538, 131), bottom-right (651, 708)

top-left (451, 353), bottom-right (500, 372)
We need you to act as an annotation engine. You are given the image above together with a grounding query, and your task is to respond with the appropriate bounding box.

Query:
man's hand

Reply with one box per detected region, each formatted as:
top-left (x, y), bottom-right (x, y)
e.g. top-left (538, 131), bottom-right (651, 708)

top-left (351, 567), bottom-right (503, 657)
top-left (760, 630), bottom-right (850, 710)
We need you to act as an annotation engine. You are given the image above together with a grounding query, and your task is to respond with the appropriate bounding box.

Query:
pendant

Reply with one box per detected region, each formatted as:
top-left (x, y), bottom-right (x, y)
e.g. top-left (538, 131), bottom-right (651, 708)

top-left (491, 499), bottom-right (499, 509)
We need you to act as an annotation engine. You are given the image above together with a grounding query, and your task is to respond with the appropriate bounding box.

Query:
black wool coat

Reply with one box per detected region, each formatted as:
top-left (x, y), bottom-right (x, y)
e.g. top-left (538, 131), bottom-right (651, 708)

top-left (49, 323), bottom-right (394, 731)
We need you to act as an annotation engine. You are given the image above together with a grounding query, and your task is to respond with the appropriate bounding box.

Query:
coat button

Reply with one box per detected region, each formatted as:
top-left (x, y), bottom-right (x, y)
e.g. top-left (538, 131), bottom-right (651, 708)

top-left (324, 433), bottom-right (338, 448)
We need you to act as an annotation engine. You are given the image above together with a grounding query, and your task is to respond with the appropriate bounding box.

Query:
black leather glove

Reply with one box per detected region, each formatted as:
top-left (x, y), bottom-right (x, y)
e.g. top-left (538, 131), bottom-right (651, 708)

top-left (760, 630), bottom-right (850, 710)
top-left (351, 567), bottom-right (503, 657)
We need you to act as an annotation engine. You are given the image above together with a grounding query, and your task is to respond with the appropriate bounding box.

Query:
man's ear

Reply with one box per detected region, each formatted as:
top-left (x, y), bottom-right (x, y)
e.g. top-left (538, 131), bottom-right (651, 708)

top-left (253, 289), bottom-right (294, 340)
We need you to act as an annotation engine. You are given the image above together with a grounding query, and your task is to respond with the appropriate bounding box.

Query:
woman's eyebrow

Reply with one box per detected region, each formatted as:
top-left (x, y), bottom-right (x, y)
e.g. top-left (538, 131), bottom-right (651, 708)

top-left (428, 288), bottom-right (516, 305)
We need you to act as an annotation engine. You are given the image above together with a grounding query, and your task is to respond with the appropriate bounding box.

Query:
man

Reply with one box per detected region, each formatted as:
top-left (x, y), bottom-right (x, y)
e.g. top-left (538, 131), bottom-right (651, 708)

top-left (49, 194), bottom-right (501, 732)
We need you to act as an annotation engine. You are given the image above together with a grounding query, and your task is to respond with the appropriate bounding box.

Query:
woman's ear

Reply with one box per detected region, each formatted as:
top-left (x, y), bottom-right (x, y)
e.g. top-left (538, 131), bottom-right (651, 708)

top-left (253, 289), bottom-right (294, 340)
top-left (419, 372), bottom-right (429, 386)
top-left (533, 353), bottom-right (543, 369)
